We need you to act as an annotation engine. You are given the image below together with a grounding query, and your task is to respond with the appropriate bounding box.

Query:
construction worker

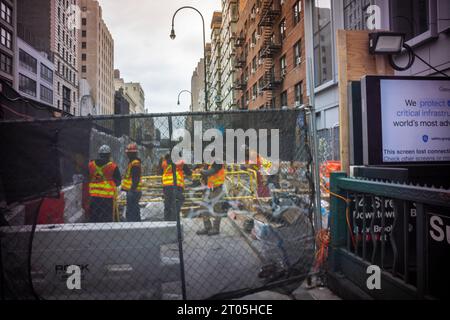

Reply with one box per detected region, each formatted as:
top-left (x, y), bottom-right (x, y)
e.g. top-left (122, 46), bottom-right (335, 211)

top-left (246, 148), bottom-right (278, 197)
top-left (196, 162), bottom-right (226, 236)
top-left (121, 143), bottom-right (143, 222)
top-left (159, 154), bottom-right (192, 221)
top-left (88, 145), bottom-right (121, 223)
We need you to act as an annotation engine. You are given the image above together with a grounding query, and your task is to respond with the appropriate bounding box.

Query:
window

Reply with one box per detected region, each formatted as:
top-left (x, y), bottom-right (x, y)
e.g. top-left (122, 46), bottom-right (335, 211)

top-left (82, 30), bottom-right (87, 37)
top-left (258, 77), bottom-right (264, 95)
top-left (82, 53), bottom-right (86, 61)
top-left (280, 55), bottom-right (287, 76)
top-left (19, 74), bottom-right (37, 97)
top-left (19, 49), bottom-right (37, 74)
top-left (82, 65), bottom-right (86, 72)
top-left (1, 1), bottom-right (12, 24)
top-left (40, 85), bottom-right (53, 104)
top-left (252, 84), bottom-right (257, 99)
top-left (62, 86), bottom-right (71, 112)
top-left (0, 26), bottom-right (12, 49)
top-left (251, 31), bottom-right (256, 46)
top-left (40, 64), bottom-right (53, 83)
top-left (82, 42), bottom-right (87, 49)
top-left (313, 0), bottom-right (333, 86)
top-left (343, 0), bottom-right (374, 30)
top-left (293, 1), bottom-right (302, 25)
top-left (295, 82), bottom-right (303, 106)
top-left (280, 91), bottom-right (288, 107)
top-left (294, 41), bottom-right (302, 66)
top-left (0, 51), bottom-right (12, 74)
top-left (390, 0), bottom-right (430, 41)
top-left (252, 57), bottom-right (257, 73)
top-left (280, 19), bottom-right (286, 41)
top-left (251, 5), bottom-right (256, 18)
top-left (82, 18), bottom-right (87, 26)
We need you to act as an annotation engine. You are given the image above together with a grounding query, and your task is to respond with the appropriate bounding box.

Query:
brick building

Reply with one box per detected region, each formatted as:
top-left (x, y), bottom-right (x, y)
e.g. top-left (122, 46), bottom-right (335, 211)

top-left (234, 0), bottom-right (307, 110)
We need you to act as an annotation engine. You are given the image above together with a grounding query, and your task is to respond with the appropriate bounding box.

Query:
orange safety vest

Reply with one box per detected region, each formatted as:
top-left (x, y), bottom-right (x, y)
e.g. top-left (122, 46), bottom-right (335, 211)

top-left (161, 160), bottom-right (185, 188)
top-left (88, 161), bottom-right (118, 199)
top-left (122, 159), bottom-right (143, 191)
top-left (207, 164), bottom-right (225, 189)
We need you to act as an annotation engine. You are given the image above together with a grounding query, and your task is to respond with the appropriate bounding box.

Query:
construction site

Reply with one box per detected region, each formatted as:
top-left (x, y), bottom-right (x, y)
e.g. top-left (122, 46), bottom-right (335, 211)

top-left (0, 108), bottom-right (322, 300)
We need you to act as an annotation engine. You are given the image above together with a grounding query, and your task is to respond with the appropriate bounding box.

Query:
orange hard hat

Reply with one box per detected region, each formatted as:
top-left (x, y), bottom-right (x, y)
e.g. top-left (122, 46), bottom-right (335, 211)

top-left (126, 143), bottom-right (138, 153)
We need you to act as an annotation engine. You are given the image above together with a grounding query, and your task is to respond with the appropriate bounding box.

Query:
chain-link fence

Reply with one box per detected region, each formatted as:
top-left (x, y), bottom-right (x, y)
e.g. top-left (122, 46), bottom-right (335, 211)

top-left (316, 126), bottom-right (340, 230)
top-left (0, 109), bottom-right (316, 300)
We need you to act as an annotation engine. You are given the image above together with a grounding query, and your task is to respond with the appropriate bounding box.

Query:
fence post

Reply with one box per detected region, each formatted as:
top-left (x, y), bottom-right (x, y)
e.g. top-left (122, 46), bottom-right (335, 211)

top-left (329, 172), bottom-right (348, 272)
top-left (168, 116), bottom-right (187, 300)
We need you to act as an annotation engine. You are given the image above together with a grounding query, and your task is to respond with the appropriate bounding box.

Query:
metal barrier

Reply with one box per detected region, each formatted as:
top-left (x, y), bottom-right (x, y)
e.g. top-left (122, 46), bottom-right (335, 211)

top-left (328, 172), bottom-right (450, 300)
top-left (117, 167), bottom-right (260, 206)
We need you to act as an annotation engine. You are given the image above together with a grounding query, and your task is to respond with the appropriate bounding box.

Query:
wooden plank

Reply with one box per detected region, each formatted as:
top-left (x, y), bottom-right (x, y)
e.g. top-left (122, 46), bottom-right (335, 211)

top-left (337, 30), bottom-right (350, 174)
top-left (337, 30), bottom-right (394, 173)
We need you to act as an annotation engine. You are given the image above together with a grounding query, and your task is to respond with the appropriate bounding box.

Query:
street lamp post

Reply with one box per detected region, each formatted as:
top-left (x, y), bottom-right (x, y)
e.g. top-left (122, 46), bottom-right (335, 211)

top-left (177, 90), bottom-right (193, 112)
top-left (170, 6), bottom-right (208, 112)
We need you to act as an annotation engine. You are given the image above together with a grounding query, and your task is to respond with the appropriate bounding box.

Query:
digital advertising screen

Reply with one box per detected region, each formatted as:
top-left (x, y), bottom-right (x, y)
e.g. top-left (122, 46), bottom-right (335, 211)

top-left (361, 76), bottom-right (450, 166)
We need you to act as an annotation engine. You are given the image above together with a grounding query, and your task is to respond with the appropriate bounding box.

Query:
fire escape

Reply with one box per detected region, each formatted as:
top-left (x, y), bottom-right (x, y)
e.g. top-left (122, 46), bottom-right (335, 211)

top-left (233, 31), bottom-right (247, 107)
top-left (258, 0), bottom-right (282, 109)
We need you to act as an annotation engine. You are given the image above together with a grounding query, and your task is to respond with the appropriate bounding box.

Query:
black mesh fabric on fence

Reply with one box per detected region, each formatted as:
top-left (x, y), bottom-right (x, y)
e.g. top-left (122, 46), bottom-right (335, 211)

top-left (0, 109), bottom-right (315, 300)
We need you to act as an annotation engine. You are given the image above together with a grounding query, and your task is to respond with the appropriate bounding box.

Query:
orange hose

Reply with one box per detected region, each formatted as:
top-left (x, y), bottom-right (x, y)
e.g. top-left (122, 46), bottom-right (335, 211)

top-left (324, 187), bottom-right (357, 249)
top-left (314, 229), bottom-right (330, 270)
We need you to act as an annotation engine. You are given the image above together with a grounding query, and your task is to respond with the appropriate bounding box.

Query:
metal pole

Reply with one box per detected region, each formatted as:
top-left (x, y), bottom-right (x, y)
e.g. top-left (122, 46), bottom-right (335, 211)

top-left (307, 58), bottom-right (322, 231)
top-left (168, 115), bottom-right (187, 300)
top-left (171, 6), bottom-right (208, 112)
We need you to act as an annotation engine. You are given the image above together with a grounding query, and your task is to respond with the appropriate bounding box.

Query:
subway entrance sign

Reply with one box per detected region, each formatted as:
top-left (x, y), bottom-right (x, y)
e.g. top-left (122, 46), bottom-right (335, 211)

top-left (360, 76), bottom-right (450, 166)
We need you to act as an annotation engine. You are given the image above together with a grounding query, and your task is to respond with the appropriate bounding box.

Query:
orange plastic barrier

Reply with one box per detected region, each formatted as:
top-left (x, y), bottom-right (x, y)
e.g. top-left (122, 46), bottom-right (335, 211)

top-left (320, 161), bottom-right (341, 190)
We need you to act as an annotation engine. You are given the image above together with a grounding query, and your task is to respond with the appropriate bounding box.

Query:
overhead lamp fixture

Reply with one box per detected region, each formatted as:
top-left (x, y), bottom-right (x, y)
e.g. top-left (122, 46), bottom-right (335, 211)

top-left (170, 28), bottom-right (176, 40)
top-left (369, 31), bottom-right (417, 72)
top-left (369, 32), bottom-right (405, 55)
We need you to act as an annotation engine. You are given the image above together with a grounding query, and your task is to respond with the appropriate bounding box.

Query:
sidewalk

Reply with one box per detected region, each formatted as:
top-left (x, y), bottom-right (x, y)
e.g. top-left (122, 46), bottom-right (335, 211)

top-left (238, 284), bottom-right (341, 300)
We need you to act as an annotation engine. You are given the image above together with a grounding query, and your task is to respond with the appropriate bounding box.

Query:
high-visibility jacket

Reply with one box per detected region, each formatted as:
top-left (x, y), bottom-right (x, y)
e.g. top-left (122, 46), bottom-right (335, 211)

top-left (251, 155), bottom-right (273, 175)
top-left (88, 161), bottom-right (118, 199)
top-left (161, 160), bottom-right (185, 188)
top-left (122, 159), bottom-right (143, 191)
top-left (207, 164), bottom-right (225, 189)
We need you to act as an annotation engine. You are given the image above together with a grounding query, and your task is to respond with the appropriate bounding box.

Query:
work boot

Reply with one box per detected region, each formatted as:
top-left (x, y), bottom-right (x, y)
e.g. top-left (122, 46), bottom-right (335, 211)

top-left (208, 217), bottom-right (221, 236)
top-left (196, 219), bottom-right (212, 236)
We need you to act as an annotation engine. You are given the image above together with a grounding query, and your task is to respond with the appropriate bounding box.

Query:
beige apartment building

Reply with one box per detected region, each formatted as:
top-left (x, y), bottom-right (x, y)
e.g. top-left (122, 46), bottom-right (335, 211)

top-left (191, 58), bottom-right (205, 112)
top-left (18, 0), bottom-right (79, 115)
top-left (114, 69), bottom-right (145, 114)
top-left (78, 0), bottom-right (114, 115)
top-left (207, 11), bottom-right (222, 111)
top-left (219, 0), bottom-right (239, 110)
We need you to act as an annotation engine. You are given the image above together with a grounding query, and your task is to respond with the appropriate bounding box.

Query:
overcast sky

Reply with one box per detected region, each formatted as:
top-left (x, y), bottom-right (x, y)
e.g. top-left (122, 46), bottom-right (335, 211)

top-left (98, 0), bottom-right (221, 113)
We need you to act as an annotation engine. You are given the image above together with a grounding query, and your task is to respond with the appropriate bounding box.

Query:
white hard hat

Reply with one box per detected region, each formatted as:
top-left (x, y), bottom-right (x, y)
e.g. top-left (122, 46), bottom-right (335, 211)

top-left (98, 145), bottom-right (111, 155)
